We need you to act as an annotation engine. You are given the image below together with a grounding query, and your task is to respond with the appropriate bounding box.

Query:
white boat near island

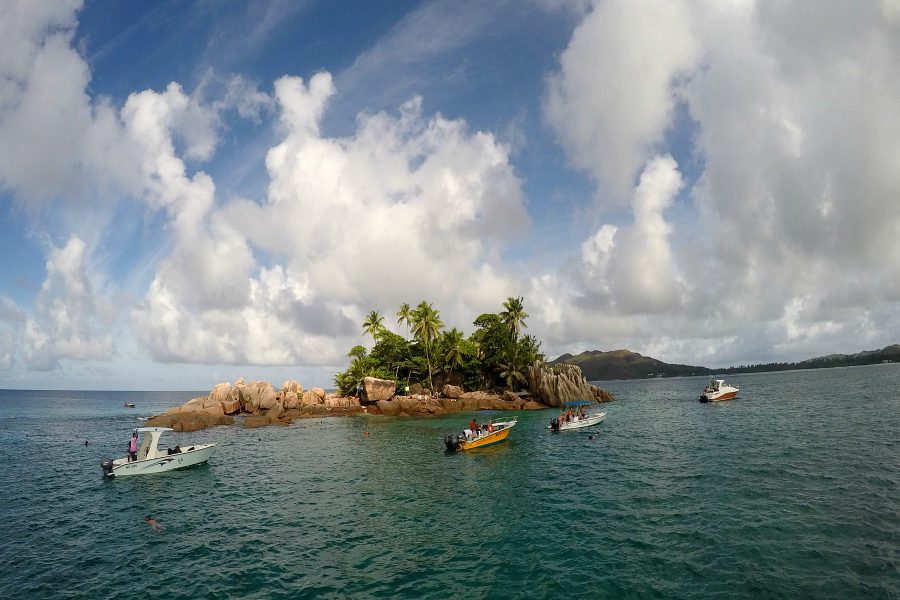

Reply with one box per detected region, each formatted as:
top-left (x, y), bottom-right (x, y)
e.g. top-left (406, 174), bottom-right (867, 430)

top-left (549, 401), bottom-right (607, 431)
top-left (699, 376), bottom-right (739, 403)
top-left (100, 427), bottom-right (216, 477)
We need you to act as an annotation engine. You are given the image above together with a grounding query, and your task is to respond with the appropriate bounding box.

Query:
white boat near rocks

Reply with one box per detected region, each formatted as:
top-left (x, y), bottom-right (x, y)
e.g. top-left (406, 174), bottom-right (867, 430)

top-left (100, 427), bottom-right (216, 477)
top-left (549, 401), bottom-right (607, 431)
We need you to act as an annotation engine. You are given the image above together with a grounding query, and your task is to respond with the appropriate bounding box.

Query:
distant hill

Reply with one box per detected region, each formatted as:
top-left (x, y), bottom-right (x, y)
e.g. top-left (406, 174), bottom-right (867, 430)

top-left (550, 349), bottom-right (707, 381)
top-left (550, 345), bottom-right (900, 381)
top-left (717, 344), bottom-right (900, 374)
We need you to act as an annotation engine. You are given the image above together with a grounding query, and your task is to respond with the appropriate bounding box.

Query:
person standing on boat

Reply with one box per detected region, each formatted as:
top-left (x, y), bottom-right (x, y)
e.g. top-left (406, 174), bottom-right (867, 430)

top-left (580, 405), bottom-right (586, 420)
top-left (470, 418), bottom-right (477, 437)
top-left (128, 430), bottom-right (138, 462)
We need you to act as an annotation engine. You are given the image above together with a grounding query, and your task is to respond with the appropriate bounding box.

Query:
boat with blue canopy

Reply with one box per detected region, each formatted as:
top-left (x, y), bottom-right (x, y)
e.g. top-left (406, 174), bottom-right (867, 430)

top-left (549, 401), bottom-right (606, 431)
top-left (444, 409), bottom-right (517, 451)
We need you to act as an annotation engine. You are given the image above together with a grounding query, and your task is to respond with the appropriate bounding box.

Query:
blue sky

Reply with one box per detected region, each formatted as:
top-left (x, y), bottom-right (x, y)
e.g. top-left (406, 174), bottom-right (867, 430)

top-left (2, 0), bottom-right (900, 390)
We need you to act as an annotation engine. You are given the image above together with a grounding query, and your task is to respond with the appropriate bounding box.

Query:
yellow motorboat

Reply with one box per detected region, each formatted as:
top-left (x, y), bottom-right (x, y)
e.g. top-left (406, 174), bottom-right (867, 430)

top-left (444, 410), bottom-right (517, 451)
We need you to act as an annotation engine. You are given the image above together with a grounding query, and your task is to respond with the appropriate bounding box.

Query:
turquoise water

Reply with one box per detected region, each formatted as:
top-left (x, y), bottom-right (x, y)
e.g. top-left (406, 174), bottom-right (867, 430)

top-left (1, 365), bottom-right (900, 598)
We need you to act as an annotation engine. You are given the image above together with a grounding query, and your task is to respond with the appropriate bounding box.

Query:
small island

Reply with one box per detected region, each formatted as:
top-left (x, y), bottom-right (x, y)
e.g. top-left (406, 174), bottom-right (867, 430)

top-left (145, 297), bottom-right (614, 431)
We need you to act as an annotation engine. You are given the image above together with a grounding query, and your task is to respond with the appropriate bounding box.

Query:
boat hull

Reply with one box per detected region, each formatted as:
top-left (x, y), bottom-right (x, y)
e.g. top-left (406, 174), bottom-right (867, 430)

top-left (458, 426), bottom-right (512, 450)
top-left (109, 445), bottom-right (216, 477)
top-left (551, 412), bottom-right (606, 431)
top-left (699, 389), bottom-right (738, 403)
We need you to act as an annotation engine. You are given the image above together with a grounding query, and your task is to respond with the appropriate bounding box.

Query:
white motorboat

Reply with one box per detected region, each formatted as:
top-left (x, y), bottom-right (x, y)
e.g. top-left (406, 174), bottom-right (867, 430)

top-left (549, 401), bottom-right (607, 431)
top-left (100, 427), bottom-right (216, 477)
top-left (699, 376), bottom-right (738, 403)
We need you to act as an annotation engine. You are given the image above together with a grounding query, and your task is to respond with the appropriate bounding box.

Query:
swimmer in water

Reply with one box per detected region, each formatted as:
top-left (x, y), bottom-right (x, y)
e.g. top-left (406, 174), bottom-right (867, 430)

top-left (145, 515), bottom-right (164, 532)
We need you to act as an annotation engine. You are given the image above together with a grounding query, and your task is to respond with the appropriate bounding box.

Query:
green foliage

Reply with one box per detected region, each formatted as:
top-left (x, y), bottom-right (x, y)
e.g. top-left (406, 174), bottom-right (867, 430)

top-left (441, 327), bottom-right (468, 372)
top-left (470, 313), bottom-right (508, 388)
top-left (362, 310), bottom-right (385, 341)
top-left (396, 303), bottom-right (413, 341)
top-left (520, 334), bottom-right (545, 366)
top-left (334, 356), bottom-right (378, 397)
top-left (336, 296), bottom-right (545, 393)
top-left (499, 296), bottom-right (529, 341)
top-left (498, 343), bottom-right (528, 391)
top-left (369, 330), bottom-right (412, 380)
top-left (411, 301), bottom-right (444, 390)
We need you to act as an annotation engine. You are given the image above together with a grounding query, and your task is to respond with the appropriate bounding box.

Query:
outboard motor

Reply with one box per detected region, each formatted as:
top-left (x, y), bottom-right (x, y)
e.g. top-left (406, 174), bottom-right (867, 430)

top-left (444, 433), bottom-right (461, 451)
top-left (550, 417), bottom-right (560, 431)
top-left (699, 395), bottom-right (709, 403)
top-left (100, 457), bottom-right (114, 476)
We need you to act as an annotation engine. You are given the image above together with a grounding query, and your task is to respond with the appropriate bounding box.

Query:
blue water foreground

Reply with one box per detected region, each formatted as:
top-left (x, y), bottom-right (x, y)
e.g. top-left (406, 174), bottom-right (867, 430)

top-left (1, 365), bottom-right (899, 599)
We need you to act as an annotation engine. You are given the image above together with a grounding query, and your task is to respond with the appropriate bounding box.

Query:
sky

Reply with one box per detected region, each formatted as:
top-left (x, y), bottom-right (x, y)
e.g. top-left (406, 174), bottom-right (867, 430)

top-left (2, 0), bottom-right (900, 390)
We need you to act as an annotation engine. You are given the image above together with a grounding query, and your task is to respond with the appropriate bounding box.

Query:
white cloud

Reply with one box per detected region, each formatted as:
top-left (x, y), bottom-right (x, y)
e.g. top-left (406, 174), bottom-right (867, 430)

top-left (545, 0), bottom-right (698, 200)
top-left (540, 0), bottom-right (900, 366)
top-left (21, 236), bottom-right (116, 370)
top-left (597, 155), bottom-right (683, 313)
top-left (7, 0), bottom-right (900, 383)
top-left (0, 0), bottom-right (142, 209)
top-left (131, 72), bottom-right (530, 365)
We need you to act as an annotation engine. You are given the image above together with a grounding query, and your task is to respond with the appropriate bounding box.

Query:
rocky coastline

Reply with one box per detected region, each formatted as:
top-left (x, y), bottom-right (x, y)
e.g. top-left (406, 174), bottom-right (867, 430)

top-left (144, 362), bottom-right (614, 431)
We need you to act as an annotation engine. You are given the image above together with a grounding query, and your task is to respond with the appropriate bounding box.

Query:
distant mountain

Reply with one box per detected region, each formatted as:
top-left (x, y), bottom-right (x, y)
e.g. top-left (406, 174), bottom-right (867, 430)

top-left (550, 345), bottom-right (900, 381)
top-left (549, 349), bottom-right (707, 381)
top-left (717, 344), bottom-right (900, 374)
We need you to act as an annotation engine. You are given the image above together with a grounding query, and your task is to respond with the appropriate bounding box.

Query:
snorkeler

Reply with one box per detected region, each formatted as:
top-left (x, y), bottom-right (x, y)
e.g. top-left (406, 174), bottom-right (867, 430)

top-left (145, 515), bottom-right (165, 532)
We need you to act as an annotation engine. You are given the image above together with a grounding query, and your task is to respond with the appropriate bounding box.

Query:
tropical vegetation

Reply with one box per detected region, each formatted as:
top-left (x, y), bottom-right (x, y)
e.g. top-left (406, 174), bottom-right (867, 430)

top-left (334, 297), bottom-right (546, 397)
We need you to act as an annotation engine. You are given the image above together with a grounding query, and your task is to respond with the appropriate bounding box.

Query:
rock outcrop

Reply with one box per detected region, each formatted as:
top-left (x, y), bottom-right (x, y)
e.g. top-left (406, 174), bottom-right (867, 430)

top-left (144, 412), bottom-right (234, 432)
top-left (146, 369), bottom-right (570, 431)
top-left (265, 401), bottom-right (286, 424)
top-left (302, 387), bottom-right (326, 406)
top-left (254, 381), bottom-right (278, 411)
top-left (442, 384), bottom-right (463, 399)
top-left (324, 394), bottom-right (361, 409)
top-left (361, 377), bottom-right (396, 403)
top-left (458, 391), bottom-right (501, 402)
top-left (281, 381), bottom-right (303, 409)
top-left (526, 362), bottom-right (614, 407)
top-left (376, 396), bottom-right (448, 416)
top-left (209, 383), bottom-right (232, 406)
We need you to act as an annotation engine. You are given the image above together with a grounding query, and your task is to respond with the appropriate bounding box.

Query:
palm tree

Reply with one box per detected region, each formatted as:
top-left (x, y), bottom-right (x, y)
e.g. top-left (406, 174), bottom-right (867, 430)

top-left (443, 328), bottom-right (466, 373)
top-left (347, 345), bottom-right (367, 361)
top-left (362, 310), bottom-right (384, 342)
top-left (498, 344), bottom-right (527, 391)
top-left (411, 301), bottom-right (444, 391)
top-left (335, 357), bottom-right (376, 397)
top-left (396, 303), bottom-right (413, 341)
top-left (521, 334), bottom-right (545, 365)
top-left (500, 296), bottom-right (529, 341)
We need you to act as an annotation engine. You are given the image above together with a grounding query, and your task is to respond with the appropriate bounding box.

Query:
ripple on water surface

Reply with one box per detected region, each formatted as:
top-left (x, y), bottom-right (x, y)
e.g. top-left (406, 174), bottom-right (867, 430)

top-left (2, 368), bottom-right (900, 598)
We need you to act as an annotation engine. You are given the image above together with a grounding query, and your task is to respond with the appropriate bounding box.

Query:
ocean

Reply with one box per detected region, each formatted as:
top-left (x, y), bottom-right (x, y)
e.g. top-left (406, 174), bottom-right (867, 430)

top-left (1, 365), bottom-right (899, 599)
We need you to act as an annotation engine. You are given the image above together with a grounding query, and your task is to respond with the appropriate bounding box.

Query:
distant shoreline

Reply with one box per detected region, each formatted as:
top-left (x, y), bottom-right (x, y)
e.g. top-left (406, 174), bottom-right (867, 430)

top-left (557, 345), bottom-right (900, 381)
top-left (584, 360), bottom-right (899, 383)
